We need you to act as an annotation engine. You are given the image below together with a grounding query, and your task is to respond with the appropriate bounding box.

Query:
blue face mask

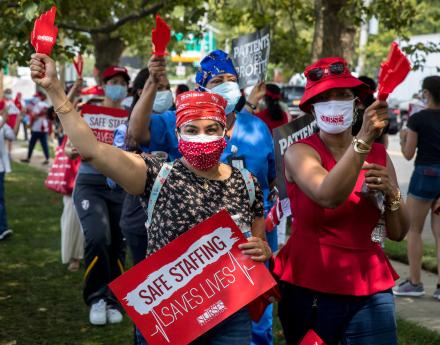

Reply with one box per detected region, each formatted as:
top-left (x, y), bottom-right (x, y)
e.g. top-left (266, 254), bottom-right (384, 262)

top-left (153, 90), bottom-right (174, 113)
top-left (104, 84), bottom-right (127, 101)
top-left (210, 81), bottom-right (241, 115)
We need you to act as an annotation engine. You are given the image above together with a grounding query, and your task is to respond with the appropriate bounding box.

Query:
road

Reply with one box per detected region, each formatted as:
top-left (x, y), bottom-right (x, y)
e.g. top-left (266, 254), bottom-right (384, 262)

top-left (387, 134), bottom-right (435, 244)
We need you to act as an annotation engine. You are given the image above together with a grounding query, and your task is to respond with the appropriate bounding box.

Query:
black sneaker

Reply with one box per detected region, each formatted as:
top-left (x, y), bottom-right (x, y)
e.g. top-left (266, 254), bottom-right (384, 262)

top-left (42, 160), bottom-right (50, 165)
top-left (20, 159), bottom-right (30, 163)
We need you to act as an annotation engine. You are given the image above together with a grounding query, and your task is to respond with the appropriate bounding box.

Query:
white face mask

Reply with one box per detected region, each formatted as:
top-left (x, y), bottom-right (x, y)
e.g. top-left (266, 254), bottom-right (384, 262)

top-left (313, 100), bottom-right (355, 134)
top-left (179, 133), bottom-right (224, 143)
top-left (153, 90), bottom-right (174, 114)
top-left (201, 81), bottom-right (241, 115)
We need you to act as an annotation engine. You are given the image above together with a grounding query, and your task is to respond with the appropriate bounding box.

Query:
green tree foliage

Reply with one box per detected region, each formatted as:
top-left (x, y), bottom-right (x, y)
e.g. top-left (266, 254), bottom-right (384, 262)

top-left (208, 0), bottom-right (315, 74)
top-left (362, 0), bottom-right (440, 77)
top-left (0, 0), bottom-right (205, 72)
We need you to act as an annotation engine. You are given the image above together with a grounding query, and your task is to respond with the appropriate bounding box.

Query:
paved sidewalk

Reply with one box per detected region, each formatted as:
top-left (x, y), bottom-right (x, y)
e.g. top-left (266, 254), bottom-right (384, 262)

top-left (392, 259), bottom-right (440, 333)
top-left (10, 139), bottom-right (52, 173)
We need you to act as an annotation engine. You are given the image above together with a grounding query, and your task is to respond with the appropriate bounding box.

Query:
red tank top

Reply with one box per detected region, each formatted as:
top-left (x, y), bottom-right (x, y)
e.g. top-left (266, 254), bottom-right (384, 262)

top-left (274, 133), bottom-right (398, 296)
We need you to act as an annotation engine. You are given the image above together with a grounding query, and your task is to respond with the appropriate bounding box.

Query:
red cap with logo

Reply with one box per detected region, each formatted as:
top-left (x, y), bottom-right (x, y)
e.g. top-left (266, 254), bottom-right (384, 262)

top-left (176, 91), bottom-right (227, 129)
top-left (299, 57), bottom-right (369, 113)
top-left (102, 66), bottom-right (130, 83)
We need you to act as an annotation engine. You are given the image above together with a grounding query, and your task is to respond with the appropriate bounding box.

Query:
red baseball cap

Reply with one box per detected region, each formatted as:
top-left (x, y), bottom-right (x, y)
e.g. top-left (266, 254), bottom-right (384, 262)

top-left (299, 57), bottom-right (369, 113)
top-left (80, 85), bottom-right (105, 96)
top-left (102, 66), bottom-right (130, 84)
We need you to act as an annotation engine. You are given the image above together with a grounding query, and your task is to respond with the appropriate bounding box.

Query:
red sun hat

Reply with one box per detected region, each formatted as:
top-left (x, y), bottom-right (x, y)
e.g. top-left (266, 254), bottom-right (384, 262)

top-left (176, 91), bottom-right (227, 129)
top-left (299, 57), bottom-right (369, 113)
top-left (102, 66), bottom-right (130, 84)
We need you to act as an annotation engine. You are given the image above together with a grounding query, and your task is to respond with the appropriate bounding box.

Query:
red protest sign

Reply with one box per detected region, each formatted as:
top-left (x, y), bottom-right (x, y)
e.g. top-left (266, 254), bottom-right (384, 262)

top-left (31, 6), bottom-right (58, 55)
top-left (109, 210), bottom-right (277, 345)
top-left (152, 14), bottom-right (171, 56)
top-left (73, 54), bottom-right (84, 77)
top-left (81, 104), bottom-right (128, 144)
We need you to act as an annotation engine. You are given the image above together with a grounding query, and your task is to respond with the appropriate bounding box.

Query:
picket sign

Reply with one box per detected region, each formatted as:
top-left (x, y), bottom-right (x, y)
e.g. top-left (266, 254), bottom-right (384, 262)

top-left (109, 210), bottom-right (277, 345)
top-left (81, 104), bottom-right (128, 145)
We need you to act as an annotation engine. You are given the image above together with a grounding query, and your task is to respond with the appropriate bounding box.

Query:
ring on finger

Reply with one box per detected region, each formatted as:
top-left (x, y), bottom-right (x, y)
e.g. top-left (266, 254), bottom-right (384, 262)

top-left (376, 177), bottom-right (382, 184)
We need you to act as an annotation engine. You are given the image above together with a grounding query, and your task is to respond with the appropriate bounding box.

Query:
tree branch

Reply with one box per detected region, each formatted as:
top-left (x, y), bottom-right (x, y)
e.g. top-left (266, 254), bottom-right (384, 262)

top-left (59, 1), bottom-right (165, 34)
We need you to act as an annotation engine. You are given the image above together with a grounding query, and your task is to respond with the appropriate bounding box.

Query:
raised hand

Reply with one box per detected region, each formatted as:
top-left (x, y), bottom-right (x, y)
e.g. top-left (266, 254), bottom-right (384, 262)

top-left (29, 53), bottom-right (60, 90)
top-left (147, 55), bottom-right (167, 84)
top-left (357, 100), bottom-right (389, 144)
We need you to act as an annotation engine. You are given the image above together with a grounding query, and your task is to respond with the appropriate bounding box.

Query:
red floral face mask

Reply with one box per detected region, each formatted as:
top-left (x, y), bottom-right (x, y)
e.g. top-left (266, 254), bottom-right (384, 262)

top-left (178, 134), bottom-right (227, 171)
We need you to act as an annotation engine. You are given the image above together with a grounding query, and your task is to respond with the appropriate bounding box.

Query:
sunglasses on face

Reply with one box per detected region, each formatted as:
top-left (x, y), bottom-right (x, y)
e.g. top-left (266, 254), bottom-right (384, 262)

top-left (307, 62), bottom-right (346, 81)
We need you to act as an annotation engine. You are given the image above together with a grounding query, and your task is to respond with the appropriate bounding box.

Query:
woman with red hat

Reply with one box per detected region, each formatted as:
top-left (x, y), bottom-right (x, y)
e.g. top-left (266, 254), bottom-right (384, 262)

top-left (274, 57), bottom-right (409, 344)
top-left (252, 82), bottom-right (289, 134)
top-left (29, 53), bottom-right (271, 344)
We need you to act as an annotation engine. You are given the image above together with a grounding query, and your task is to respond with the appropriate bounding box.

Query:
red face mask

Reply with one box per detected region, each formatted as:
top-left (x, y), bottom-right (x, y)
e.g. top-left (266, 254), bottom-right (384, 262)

top-left (178, 135), bottom-right (227, 171)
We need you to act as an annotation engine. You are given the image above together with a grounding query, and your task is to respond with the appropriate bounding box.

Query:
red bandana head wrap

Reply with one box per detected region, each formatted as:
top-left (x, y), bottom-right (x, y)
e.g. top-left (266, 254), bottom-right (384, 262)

top-left (176, 91), bottom-right (227, 129)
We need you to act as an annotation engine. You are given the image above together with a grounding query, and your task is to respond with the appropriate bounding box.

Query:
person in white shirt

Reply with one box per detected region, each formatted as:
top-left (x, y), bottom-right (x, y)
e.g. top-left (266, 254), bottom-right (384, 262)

top-left (20, 93), bottom-right (50, 164)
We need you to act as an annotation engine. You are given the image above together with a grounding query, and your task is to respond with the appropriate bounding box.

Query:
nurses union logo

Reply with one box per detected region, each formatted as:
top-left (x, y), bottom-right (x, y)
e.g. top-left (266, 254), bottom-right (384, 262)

top-left (81, 199), bottom-right (90, 210)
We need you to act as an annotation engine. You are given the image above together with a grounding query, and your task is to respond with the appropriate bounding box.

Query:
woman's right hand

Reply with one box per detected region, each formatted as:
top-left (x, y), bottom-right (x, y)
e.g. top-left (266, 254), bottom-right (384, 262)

top-left (356, 100), bottom-right (389, 144)
top-left (29, 53), bottom-right (60, 90)
top-left (147, 55), bottom-right (167, 84)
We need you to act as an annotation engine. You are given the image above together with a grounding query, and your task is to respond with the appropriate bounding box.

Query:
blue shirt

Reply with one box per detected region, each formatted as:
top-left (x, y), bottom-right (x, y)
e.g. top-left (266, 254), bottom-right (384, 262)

top-left (149, 111), bottom-right (180, 161)
top-left (221, 111), bottom-right (276, 211)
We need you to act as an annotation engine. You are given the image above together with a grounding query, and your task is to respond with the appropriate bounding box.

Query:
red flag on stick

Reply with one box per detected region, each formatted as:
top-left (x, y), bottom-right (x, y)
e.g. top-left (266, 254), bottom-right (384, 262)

top-left (73, 53), bottom-right (84, 77)
top-left (151, 14), bottom-right (171, 56)
top-left (30, 5), bottom-right (58, 56)
top-left (377, 42), bottom-right (411, 101)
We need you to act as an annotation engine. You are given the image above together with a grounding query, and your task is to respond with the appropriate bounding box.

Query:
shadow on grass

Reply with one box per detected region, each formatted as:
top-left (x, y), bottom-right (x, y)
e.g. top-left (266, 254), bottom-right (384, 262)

top-left (0, 163), bottom-right (132, 345)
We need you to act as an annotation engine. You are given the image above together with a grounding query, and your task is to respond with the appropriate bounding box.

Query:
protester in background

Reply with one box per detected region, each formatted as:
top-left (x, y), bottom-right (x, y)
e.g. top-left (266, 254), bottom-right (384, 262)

top-left (408, 92), bottom-right (426, 117)
top-left (57, 78), bottom-right (85, 272)
top-left (71, 66), bottom-right (130, 326)
top-left (128, 64), bottom-right (179, 160)
top-left (395, 76), bottom-right (440, 300)
top-left (275, 57), bottom-right (409, 344)
top-left (61, 138), bottom-right (84, 272)
top-left (0, 110), bottom-right (20, 241)
top-left (111, 68), bottom-right (151, 266)
top-left (175, 83), bottom-right (189, 96)
top-left (20, 92), bottom-right (50, 164)
top-left (13, 92), bottom-right (27, 141)
top-left (29, 52), bottom-right (271, 344)
top-left (0, 88), bottom-right (22, 154)
top-left (251, 82), bottom-right (289, 134)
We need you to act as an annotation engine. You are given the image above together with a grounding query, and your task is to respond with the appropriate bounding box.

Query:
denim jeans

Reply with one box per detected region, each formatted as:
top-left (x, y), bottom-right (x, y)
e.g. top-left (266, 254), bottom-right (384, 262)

top-left (0, 172), bottom-right (7, 233)
top-left (135, 308), bottom-right (251, 345)
top-left (27, 131), bottom-right (49, 160)
top-left (278, 282), bottom-right (397, 345)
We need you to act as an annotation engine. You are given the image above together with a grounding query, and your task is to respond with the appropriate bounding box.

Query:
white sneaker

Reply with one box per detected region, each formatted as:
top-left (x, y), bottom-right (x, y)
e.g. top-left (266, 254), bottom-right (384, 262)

top-left (106, 306), bottom-right (123, 324)
top-left (89, 299), bottom-right (107, 326)
top-left (0, 229), bottom-right (13, 241)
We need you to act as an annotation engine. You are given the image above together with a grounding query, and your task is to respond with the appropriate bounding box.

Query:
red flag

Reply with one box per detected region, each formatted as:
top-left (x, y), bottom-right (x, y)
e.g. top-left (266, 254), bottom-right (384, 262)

top-left (73, 53), bottom-right (84, 77)
top-left (377, 42), bottom-right (411, 101)
top-left (30, 5), bottom-right (58, 56)
top-left (151, 14), bottom-right (171, 56)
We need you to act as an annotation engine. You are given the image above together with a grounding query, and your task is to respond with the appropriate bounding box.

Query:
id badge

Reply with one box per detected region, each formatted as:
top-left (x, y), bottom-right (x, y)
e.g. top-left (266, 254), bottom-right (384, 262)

top-left (228, 155), bottom-right (246, 170)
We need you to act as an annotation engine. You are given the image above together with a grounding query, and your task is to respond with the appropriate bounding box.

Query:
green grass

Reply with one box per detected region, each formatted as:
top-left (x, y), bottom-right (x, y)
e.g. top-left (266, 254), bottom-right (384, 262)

top-left (384, 239), bottom-right (438, 274)
top-left (0, 162), bottom-right (439, 344)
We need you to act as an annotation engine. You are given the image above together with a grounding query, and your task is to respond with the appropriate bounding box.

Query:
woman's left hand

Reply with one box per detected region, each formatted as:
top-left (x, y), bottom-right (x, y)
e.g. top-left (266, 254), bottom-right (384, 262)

top-left (362, 163), bottom-right (397, 199)
top-left (238, 236), bottom-right (272, 262)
